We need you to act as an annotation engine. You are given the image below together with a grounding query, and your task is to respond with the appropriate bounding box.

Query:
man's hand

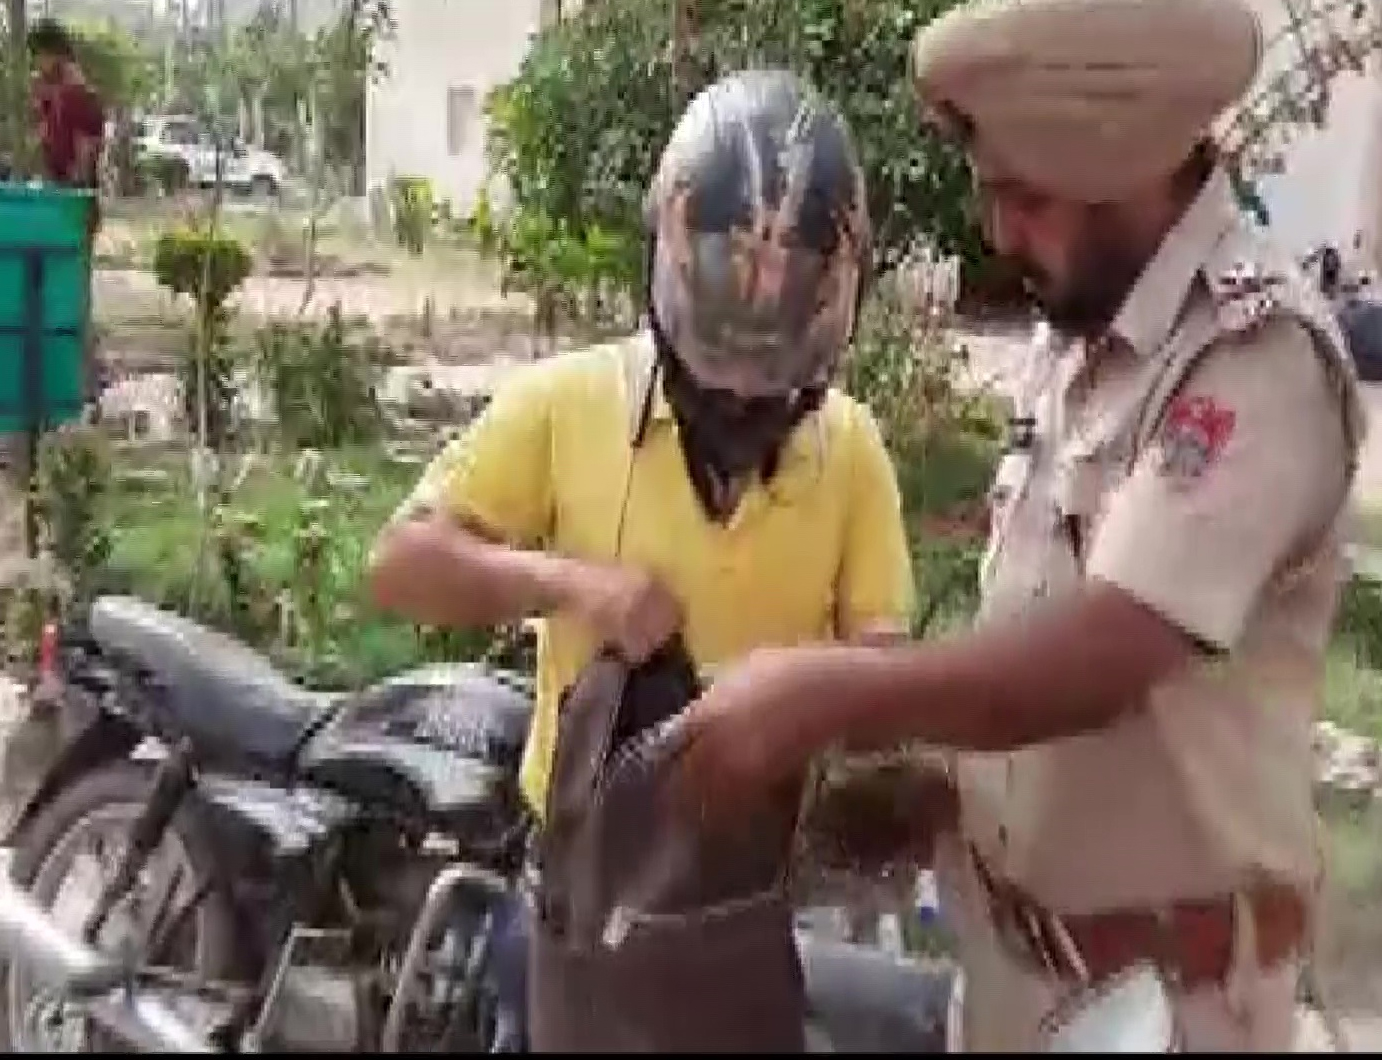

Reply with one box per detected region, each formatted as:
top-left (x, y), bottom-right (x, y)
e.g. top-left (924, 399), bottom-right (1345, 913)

top-left (670, 647), bottom-right (834, 823)
top-left (560, 561), bottom-right (683, 665)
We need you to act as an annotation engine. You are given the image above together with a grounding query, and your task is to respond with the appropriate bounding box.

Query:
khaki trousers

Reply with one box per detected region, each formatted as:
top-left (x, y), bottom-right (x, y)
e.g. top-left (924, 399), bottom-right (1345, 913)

top-left (934, 839), bottom-right (1300, 1052)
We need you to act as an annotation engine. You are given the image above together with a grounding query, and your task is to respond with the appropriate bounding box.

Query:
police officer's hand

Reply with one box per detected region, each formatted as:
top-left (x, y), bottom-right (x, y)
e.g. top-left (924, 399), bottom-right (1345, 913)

top-left (562, 561), bottom-right (683, 665)
top-left (669, 646), bottom-right (826, 823)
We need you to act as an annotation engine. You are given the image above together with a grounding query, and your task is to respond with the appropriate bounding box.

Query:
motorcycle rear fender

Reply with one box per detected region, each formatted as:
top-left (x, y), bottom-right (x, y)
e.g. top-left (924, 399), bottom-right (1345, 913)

top-left (3, 708), bottom-right (334, 886)
top-left (3, 708), bottom-right (142, 850)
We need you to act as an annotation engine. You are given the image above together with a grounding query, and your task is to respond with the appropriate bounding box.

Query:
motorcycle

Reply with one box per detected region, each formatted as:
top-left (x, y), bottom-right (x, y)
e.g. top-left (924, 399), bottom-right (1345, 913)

top-left (0, 595), bottom-right (965, 1053)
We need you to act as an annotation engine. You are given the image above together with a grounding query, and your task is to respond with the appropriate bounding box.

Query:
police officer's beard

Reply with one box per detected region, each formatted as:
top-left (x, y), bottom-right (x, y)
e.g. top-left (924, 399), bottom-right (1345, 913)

top-left (1021, 228), bottom-right (1151, 337)
top-left (654, 341), bottom-right (819, 523)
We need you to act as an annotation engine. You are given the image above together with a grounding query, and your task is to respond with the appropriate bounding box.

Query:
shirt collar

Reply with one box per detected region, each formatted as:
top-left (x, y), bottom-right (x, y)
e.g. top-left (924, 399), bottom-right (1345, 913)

top-left (1109, 167), bottom-right (1240, 358)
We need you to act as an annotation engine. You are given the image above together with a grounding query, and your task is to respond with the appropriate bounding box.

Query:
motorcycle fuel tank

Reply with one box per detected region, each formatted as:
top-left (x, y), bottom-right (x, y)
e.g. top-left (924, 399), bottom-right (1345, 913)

top-left (299, 664), bottom-right (533, 828)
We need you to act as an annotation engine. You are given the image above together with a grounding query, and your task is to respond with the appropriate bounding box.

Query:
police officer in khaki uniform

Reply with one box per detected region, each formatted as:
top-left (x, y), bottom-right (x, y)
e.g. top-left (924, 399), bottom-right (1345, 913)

top-left (667, 0), bottom-right (1366, 1050)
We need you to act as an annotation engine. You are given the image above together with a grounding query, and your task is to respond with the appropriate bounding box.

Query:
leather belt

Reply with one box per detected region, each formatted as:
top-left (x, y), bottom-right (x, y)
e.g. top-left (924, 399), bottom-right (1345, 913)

top-left (971, 850), bottom-right (1308, 989)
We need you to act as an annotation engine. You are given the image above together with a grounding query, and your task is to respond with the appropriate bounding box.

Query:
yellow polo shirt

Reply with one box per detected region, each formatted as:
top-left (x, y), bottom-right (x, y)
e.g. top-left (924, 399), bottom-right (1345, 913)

top-left (405, 335), bottom-right (914, 815)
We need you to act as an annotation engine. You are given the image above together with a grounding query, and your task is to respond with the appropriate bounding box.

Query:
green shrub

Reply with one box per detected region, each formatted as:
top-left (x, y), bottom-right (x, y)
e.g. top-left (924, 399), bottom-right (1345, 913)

top-left (33, 426), bottom-right (114, 611)
top-left (843, 278), bottom-right (1004, 633)
top-left (251, 307), bottom-right (387, 449)
top-left (153, 225), bottom-right (253, 449)
top-left (390, 176), bottom-right (435, 256)
top-left (495, 204), bottom-right (641, 334)
top-left (153, 225), bottom-right (254, 325)
top-left (136, 151), bottom-right (190, 196)
top-left (1337, 575), bottom-right (1382, 672)
top-left (97, 446), bottom-right (505, 691)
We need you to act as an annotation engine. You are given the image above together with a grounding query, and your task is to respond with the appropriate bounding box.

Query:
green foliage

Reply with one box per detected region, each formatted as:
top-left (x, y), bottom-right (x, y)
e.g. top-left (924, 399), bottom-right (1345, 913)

top-left (95, 445), bottom-right (499, 691)
top-left (488, 202), bottom-right (641, 333)
top-left (0, 427), bottom-right (114, 670)
top-left (66, 21), bottom-right (159, 116)
top-left (250, 308), bottom-right (387, 449)
top-left (390, 176), bottom-right (434, 256)
top-left (1337, 575), bottom-right (1382, 672)
top-left (153, 226), bottom-right (254, 325)
top-left (154, 0), bottom-right (392, 186)
top-left (33, 426), bottom-right (114, 611)
top-left (842, 279), bottom-right (1003, 632)
top-left (153, 226), bottom-right (253, 448)
top-left (311, 0), bottom-right (393, 183)
top-left (483, 0), bottom-right (981, 319)
top-left (180, 325), bottom-right (243, 451)
top-left (137, 152), bottom-right (191, 197)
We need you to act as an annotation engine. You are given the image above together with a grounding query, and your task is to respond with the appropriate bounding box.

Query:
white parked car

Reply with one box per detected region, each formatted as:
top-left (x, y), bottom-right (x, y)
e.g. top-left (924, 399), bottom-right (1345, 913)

top-left (134, 114), bottom-right (289, 198)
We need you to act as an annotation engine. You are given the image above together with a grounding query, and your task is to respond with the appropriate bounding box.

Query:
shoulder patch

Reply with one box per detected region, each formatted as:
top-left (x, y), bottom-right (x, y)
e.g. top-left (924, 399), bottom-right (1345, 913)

top-left (1207, 260), bottom-right (1288, 338)
top-left (1156, 394), bottom-right (1236, 482)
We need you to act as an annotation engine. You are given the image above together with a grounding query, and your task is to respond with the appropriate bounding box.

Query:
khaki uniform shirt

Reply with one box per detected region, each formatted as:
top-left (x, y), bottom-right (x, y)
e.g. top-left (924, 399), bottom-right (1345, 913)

top-left (958, 168), bottom-right (1366, 913)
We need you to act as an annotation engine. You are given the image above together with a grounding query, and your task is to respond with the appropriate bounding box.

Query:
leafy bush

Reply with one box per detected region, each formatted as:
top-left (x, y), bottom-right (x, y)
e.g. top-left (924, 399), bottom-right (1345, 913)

top-left (390, 176), bottom-right (434, 256)
top-left (33, 426), bottom-right (114, 611)
top-left (0, 427), bottom-right (114, 671)
top-left (1337, 575), bottom-right (1382, 671)
top-left (153, 226), bottom-right (254, 449)
top-left (843, 277), bottom-right (1004, 632)
top-left (153, 226), bottom-right (254, 325)
top-left (90, 446), bottom-right (499, 690)
top-left (133, 152), bottom-right (190, 196)
top-left (490, 204), bottom-right (642, 337)
top-left (483, 0), bottom-right (981, 320)
top-left (250, 308), bottom-right (387, 449)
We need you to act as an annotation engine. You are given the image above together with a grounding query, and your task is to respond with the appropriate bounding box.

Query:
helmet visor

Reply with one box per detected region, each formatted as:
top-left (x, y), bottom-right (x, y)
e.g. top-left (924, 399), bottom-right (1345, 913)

top-left (653, 195), bottom-right (863, 397)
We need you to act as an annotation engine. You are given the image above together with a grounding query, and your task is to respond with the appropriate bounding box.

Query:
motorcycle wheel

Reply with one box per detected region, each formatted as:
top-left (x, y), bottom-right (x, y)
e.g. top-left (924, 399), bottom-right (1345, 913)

top-left (0, 762), bottom-right (242, 1051)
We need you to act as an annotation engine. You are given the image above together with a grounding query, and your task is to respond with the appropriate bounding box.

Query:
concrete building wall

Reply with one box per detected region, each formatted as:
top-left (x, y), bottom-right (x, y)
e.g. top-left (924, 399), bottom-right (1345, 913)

top-left (1247, 0), bottom-right (1382, 269)
top-left (364, 0), bottom-right (555, 212)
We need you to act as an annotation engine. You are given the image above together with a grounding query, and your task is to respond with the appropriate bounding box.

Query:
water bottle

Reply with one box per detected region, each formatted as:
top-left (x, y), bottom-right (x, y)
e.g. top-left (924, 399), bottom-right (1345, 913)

top-left (914, 869), bottom-right (941, 926)
top-left (878, 911), bottom-right (904, 955)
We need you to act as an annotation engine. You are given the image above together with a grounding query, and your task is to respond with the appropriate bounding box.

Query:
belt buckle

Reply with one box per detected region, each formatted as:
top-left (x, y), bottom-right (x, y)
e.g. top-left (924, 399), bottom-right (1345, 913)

top-left (970, 848), bottom-right (1089, 982)
top-left (992, 895), bottom-right (1090, 983)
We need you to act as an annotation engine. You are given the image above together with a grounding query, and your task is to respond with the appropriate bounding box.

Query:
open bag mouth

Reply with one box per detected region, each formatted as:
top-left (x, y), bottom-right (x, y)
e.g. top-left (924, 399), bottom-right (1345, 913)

top-left (602, 713), bottom-right (697, 794)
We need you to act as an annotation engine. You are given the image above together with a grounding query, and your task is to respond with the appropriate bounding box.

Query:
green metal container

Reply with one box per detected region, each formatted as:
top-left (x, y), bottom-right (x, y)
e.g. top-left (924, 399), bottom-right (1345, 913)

top-left (0, 182), bottom-right (95, 433)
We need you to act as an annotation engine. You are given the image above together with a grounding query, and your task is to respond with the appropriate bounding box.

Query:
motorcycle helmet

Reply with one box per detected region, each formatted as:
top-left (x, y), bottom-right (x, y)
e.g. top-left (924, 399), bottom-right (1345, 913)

top-left (646, 68), bottom-right (872, 399)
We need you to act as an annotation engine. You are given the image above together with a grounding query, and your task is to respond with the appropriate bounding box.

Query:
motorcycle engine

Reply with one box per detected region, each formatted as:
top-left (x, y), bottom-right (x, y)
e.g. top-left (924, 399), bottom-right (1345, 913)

top-left (258, 965), bottom-right (364, 1053)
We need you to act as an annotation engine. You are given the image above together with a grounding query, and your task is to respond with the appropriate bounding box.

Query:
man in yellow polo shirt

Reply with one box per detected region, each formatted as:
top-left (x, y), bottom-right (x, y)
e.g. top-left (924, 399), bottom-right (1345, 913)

top-left (368, 69), bottom-right (912, 1050)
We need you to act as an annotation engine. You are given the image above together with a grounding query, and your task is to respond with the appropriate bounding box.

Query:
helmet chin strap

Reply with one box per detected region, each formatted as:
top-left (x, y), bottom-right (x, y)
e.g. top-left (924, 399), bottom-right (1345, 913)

top-left (647, 311), bottom-right (822, 522)
top-left (641, 230), bottom-right (831, 520)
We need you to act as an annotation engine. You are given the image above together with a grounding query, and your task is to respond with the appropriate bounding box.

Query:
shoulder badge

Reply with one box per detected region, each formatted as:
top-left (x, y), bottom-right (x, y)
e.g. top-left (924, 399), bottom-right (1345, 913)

top-left (1157, 394), bottom-right (1236, 482)
top-left (1209, 260), bottom-right (1287, 337)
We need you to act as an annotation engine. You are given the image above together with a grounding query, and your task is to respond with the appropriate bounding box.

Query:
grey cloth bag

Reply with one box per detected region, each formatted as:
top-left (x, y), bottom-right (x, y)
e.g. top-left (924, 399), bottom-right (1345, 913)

top-left (528, 638), bottom-right (807, 1053)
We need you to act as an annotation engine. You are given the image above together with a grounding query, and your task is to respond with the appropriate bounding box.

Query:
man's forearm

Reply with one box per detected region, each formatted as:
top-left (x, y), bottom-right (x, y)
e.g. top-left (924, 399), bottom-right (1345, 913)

top-left (799, 582), bottom-right (1197, 754)
top-left (368, 515), bottom-right (582, 629)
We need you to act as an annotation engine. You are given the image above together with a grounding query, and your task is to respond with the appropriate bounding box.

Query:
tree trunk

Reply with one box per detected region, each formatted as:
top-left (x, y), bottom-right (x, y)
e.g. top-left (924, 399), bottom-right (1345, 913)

top-left (112, 110), bottom-right (138, 197)
top-left (671, 0), bottom-right (696, 108)
top-left (3, 0), bottom-right (30, 178)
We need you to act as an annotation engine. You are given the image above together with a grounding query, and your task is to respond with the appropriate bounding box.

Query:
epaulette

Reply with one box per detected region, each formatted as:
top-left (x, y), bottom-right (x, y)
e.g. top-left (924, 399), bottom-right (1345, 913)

top-left (1204, 258), bottom-right (1290, 338)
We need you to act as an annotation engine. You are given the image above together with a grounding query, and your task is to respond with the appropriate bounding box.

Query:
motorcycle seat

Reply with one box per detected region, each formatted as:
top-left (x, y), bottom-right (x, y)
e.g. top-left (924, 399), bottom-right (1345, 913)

top-left (88, 596), bottom-right (334, 770)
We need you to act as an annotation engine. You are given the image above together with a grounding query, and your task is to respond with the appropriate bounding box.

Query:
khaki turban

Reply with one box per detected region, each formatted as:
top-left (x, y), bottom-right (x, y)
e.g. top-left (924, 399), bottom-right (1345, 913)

top-left (911, 0), bottom-right (1263, 203)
